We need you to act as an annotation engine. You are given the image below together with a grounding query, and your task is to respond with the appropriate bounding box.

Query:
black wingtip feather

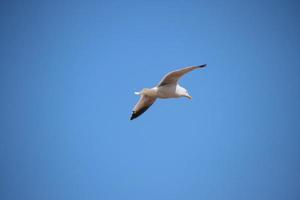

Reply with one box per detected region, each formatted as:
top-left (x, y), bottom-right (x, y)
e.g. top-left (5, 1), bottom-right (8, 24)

top-left (130, 113), bottom-right (136, 120)
top-left (130, 111), bottom-right (141, 120)
top-left (130, 112), bottom-right (135, 120)
top-left (197, 64), bottom-right (207, 68)
top-left (130, 105), bottom-right (152, 121)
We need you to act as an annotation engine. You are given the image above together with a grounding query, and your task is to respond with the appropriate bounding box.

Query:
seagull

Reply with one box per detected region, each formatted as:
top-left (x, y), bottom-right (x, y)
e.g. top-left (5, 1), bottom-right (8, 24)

top-left (130, 64), bottom-right (207, 120)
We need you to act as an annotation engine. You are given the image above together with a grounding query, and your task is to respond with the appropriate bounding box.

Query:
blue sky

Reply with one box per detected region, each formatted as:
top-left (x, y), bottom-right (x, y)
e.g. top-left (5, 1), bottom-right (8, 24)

top-left (1, 0), bottom-right (300, 199)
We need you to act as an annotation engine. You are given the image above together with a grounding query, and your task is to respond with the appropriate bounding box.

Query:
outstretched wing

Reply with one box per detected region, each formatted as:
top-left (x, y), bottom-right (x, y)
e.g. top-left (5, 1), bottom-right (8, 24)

top-left (158, 64), bottom-right (206, 87)
top-left (130, 95), bottom-right (156, 120)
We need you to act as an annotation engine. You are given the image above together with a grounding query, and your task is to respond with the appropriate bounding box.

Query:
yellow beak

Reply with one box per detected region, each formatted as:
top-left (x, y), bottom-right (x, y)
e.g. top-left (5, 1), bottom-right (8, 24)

top-left (186, 94), bottom-right (192, 99)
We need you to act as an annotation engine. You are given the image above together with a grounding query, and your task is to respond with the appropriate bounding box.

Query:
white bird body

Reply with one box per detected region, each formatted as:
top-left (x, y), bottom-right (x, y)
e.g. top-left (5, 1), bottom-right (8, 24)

top-left (130, 64), bottom-right (206, 120)
top-left (140, 85), bottom-right (188, 99)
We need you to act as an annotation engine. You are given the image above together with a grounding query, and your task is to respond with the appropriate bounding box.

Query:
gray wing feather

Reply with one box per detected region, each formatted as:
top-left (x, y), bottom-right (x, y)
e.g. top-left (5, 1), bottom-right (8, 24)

top-left (130, 95), bottom-right (156, 120)
top-left (158, 64), bottom-right (206, 87)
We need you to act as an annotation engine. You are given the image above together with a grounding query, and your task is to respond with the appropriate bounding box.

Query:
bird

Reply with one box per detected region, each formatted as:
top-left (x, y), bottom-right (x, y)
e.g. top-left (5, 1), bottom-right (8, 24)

top-left (130, 64), bottom-right (207, 120)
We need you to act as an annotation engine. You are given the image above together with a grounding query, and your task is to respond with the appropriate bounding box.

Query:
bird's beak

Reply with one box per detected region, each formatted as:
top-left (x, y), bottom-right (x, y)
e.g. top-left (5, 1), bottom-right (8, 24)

top-left (186, 94), bottom-right (192, 99)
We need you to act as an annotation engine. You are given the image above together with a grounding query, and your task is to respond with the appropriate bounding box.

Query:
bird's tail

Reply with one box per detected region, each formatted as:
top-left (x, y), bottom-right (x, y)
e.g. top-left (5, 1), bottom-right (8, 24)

top-left (134, 92), bottom-right (140, 95)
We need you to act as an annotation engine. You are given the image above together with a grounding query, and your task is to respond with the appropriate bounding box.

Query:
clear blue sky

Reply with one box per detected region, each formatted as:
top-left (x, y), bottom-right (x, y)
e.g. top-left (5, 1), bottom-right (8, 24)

top-left (1, 1), bottom-right (300, 200)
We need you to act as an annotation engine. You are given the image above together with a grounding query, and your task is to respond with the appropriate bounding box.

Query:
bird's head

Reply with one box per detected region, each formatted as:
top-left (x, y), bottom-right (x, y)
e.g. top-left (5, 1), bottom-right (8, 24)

top-left (182, 89), bottom-right (192, 99)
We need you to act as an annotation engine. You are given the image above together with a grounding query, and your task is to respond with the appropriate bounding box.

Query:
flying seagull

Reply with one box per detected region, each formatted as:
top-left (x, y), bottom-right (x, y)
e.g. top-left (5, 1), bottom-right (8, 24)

top-left (130, 64), bottom-right (207, 120)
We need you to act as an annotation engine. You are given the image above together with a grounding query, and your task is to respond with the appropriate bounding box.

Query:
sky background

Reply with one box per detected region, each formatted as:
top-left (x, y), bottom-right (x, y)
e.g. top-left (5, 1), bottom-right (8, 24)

top-left (1, 0), bottom-right (300, 200)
